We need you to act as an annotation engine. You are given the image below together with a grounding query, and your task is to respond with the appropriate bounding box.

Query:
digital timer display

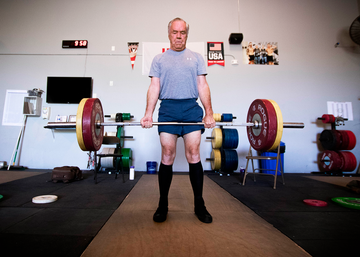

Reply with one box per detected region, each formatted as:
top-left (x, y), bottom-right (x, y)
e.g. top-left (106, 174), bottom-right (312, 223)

top-left (62, 40), bottom-right (88, 48)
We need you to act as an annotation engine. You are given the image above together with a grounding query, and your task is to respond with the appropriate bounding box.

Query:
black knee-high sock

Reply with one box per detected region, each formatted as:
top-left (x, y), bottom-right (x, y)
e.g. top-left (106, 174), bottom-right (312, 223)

top-left (158, 163), bottom-right (173, 209)
top-left (189, 161), bottom-right (205, 208)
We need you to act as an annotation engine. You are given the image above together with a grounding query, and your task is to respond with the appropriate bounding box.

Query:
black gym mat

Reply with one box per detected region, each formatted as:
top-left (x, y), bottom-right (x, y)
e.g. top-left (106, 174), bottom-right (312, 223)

top-left (0, 171), bottom-right (142, 257)
top-left (207, 172), bottom-right (360, 257)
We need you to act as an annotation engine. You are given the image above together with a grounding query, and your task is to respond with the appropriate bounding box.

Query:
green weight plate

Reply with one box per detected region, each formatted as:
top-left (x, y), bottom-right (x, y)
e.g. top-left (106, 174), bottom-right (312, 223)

top-left (121, 148), bottom-right (132, 171)
top-left (122, 113), bottom-right (131, 121)
top-left (332, 197), bottom-right (360, 210)
top-left (116, 126), bottom-right (125, 148)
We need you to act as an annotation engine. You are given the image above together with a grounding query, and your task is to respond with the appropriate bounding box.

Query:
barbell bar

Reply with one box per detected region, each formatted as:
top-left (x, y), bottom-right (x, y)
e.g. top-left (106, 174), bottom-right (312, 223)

top-left (45, 121), bottom-right (304, 129)
top-left (44, 98), bottom-right (305, 152)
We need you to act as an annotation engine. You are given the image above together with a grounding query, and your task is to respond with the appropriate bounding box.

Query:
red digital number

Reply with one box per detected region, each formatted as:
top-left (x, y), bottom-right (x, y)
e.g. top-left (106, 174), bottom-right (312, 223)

top-left (75, 40), bottom-right (79, 46)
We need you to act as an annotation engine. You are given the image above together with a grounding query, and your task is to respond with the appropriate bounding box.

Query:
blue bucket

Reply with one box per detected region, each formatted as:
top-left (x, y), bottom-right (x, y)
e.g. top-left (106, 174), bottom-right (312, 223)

top-left (146, 161), bottom-right (157, 174)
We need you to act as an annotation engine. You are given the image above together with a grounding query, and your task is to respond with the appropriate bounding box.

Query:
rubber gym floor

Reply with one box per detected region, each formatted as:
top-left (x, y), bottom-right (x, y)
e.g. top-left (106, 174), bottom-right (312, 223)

top-left (0, 169), bottom-right (359, 257)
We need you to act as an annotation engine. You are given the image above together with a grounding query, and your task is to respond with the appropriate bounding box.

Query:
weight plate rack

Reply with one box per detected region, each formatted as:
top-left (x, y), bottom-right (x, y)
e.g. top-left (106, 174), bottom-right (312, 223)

top-left (318, 114), bottom-right (357, 174)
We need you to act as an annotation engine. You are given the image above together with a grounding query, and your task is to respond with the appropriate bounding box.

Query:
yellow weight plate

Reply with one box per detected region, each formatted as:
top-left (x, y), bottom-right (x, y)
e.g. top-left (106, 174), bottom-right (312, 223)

top-left (268, 99), bottom-right (283, 151)
top-left (76, 98), bottom-right (88, 151)
top-left (211, 149), bottom-right (221, 170)
top-left (211, 128), bottom-right (223, 149)
top-left (213, 113), bottom-right (221, 122)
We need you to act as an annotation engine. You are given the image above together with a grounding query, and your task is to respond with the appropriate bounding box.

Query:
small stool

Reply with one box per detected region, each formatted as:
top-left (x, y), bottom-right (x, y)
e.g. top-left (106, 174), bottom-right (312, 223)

top-left (242, 145), bottom-right (284, 189)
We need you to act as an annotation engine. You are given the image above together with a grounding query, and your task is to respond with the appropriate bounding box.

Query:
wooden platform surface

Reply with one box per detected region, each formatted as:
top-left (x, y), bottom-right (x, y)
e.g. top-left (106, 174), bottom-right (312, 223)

top-left (81, 174), bottom-right (310, 257)
top-left (308, 175), bottom-right (358, 187)
top-left (0, 170), bottom-right (44, 184)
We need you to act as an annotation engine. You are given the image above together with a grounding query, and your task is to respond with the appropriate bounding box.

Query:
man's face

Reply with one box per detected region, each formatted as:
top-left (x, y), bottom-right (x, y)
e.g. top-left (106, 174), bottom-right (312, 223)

top-left (168, 20), bottom-right (188, 52)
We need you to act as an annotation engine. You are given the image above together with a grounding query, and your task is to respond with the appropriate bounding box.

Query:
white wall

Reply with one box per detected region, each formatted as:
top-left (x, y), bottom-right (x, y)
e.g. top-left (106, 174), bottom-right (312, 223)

top-left (1, 0), bottom-right (359, 173)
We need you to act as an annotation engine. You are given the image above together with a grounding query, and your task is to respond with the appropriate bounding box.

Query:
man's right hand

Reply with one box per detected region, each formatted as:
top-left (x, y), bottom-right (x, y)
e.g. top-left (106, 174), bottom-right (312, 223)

top-left (140, 116), bottom-right (153, 128)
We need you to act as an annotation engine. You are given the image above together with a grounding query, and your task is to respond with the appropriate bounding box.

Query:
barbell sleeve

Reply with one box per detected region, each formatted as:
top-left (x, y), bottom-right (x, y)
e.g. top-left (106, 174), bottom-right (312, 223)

top-left (282, 122), bottom-right (305, 129)
top-left (44, 122), bottom-right (76, 129)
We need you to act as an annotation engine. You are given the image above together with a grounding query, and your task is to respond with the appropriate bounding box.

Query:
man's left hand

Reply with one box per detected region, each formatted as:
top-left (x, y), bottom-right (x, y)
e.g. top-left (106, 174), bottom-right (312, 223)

top-left (202, 115), bottom-right (216, 129)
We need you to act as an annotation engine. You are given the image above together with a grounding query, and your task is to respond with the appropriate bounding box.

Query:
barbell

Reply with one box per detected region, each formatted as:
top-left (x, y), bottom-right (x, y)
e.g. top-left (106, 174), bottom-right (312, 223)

top-left (44, 98), bottom-right (304, 152)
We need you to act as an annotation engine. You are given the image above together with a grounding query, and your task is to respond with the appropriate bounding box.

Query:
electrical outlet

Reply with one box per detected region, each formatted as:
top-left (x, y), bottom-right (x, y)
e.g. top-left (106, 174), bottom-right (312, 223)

top-left (231, 59), bottom-right (238, 65)
top-left (42, 107), bottom-right (50, 119)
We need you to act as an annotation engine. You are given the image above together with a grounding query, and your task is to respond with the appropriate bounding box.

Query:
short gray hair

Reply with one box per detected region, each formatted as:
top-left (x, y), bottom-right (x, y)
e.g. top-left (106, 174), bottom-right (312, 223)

top-left (168, 17), bottom-right (189, 34)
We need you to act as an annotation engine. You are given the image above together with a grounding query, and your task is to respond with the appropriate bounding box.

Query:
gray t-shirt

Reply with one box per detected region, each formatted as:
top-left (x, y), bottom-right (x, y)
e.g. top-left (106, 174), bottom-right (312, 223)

top-left (149, 48), bottom-right (207, 100)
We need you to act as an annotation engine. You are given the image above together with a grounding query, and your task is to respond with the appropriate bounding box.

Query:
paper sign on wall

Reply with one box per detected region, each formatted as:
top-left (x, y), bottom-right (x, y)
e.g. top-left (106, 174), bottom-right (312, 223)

top-left (327, 101), bottom-right (353, 121)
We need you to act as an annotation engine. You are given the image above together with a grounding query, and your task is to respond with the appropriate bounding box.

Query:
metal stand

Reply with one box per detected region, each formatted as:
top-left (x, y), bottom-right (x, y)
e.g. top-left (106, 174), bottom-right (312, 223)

top-left (242, 145), bottom-right (284, 189)
top-left (93, 134), bottom-right (124, 184)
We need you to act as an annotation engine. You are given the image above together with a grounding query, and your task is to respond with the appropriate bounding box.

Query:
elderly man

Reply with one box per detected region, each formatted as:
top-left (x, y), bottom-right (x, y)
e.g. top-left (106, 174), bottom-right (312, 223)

top-left (140, 17), bottom-right (215, 223)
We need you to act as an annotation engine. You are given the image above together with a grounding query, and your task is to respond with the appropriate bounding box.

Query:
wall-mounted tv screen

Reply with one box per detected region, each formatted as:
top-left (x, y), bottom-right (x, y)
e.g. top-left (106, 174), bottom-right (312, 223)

top-left (46, 77), bottom-right (92, 104)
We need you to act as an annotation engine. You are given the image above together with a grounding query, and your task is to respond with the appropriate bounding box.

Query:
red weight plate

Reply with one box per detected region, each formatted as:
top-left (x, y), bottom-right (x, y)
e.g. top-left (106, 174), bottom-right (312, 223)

top-left (321, 114), bottom-right (335, 124)
top-left (303, 199), bottom-right (328, 207)
top-left (339, 151), bottom-right (357, 172)
top-left (338, 130), bottom-right (349, 150)
top-left (82, 98), bottom-right (104, 151)
top-left (320, 150), bottom-right (342, 172)
top-left (348, 152), bottom-right (358, 171)
top-left (333, 130), bottom-right (343, 150)
top-left (338, 151), bottom-right (347, 170)
top-left (247, 99), bottom-right (277, 151)
top-left (345, 130), bottom-right (356, 150)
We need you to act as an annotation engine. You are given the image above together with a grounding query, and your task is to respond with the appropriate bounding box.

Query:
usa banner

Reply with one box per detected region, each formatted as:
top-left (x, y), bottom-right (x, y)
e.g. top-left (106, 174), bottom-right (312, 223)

top-left (128, 42), bottom-right (139, 69)
top-left (207, 42), bottom-right (224, 66)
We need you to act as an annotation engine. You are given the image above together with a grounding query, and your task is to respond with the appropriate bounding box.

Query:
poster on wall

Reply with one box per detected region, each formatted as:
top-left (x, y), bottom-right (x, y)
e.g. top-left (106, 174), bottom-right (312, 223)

top-left (142, 42), bottom-right (205, 75)
top-left (207, 42), bottom-right (224, 66)
top-left (242, 41), bottom-right (279, 65)
top-left (128, 42), bottom-right (139, 69)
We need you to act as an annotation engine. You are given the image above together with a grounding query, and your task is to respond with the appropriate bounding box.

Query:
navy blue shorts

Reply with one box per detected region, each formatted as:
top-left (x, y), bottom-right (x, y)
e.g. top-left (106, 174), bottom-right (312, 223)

top-left (158, 99), bottom-right (205, 136)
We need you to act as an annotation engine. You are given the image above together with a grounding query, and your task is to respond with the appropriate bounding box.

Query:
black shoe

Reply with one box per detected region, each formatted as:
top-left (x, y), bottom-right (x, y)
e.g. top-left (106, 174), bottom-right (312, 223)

top-left (153, 207), bottom-right (168, 222)
top-left (195, 206), bottom-right (212, 223)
